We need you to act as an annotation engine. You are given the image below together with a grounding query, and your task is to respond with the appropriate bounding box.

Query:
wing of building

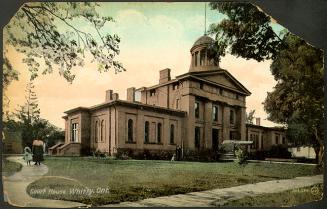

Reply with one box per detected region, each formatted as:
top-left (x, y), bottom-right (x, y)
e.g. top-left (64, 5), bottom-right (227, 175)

top-left (49, 35), bottom-right (287, 158)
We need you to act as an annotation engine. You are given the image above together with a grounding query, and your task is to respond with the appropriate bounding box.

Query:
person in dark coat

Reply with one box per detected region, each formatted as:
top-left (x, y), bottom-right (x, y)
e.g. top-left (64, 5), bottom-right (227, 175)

top-left (176, 145), bottom-right (182, 161)
top-left (32, 139), bottom-right (44, 165)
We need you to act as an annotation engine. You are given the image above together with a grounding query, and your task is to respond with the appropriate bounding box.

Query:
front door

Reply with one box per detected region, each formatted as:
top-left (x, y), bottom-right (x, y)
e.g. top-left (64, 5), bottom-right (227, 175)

top-left (212, 128), bottom-right (219, 151)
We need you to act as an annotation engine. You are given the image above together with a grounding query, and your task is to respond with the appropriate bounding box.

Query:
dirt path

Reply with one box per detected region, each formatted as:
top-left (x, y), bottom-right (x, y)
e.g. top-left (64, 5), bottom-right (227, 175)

top-left (103, 174), bottom-right (323, 207)
top-left (3, 156), bottom-right (86, 208)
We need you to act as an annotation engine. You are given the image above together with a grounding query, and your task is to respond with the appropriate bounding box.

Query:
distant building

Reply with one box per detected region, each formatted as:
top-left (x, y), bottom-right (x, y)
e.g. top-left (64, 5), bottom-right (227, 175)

top-left (246, 118), bottom-right (288, 152)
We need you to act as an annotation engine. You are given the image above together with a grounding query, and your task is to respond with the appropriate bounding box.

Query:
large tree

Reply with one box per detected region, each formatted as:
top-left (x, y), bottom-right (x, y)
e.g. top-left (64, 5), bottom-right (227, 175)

top-left (3, 2), bottom-right (124, 87)
top-left (209, 2), bottom-right (324, 164)
top-left (263, 33), bottom-right (324, 164)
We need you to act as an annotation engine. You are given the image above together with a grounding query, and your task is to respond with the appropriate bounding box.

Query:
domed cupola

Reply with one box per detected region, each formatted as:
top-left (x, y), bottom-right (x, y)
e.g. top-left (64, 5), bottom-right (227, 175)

top-left (189, 35), bottom-right (220, 72)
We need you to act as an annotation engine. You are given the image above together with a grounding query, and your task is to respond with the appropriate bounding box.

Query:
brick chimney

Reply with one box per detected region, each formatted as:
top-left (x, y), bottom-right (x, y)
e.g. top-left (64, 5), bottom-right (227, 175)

top-left (127, 87), bottom-right (135, 102)
top-left (112, 93), bottom-right (119, 101)
top-left (159, 68), bottom-right (171, 84)
top-left (105, 90), bottom-right (113, 102)
top-left (256, 117), bottom-right (261, 126)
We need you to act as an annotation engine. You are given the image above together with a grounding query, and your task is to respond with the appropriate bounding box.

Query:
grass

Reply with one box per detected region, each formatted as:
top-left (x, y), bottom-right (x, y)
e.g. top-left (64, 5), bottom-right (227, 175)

top-left (26, 156), bottom-right (320, 206)
top-left (2, 158), bottom-right (23, 177)
top-left (222, 183), bottom-right (323, 207)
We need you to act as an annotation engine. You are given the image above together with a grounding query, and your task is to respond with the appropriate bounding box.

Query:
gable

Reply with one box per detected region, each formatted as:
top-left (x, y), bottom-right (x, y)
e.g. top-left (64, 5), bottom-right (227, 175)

top-left (193, 71), bottom-right (251, 95)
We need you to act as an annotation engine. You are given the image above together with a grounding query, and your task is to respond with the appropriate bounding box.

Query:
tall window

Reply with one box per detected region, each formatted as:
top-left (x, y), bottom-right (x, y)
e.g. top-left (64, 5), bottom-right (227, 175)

top-left (150, 89), bottom-right (156, 97)
top-left (157, 123), bottom-right (162, 143)
top-left (100, 120), bottom-right (105, 142)
top-left (128, 119), bottom-right (133, 142)
top-left (230, 109), bottom-right (235, 124)
top-left (144, 121), bottom-right (149, 143)
top-left (261, 135), bottom-right (264, 149)
top-left (213, 106), bottom-right (218, 122)
top-left (170, 124), bottom-right (175, 144)
top-left (200, 50), bottom-right (206, 66)
top-left (275, 135), bottom-right (279, 144)
top-left (194, 51), bottom-right (199, 66)
top-left (176, 99), bottom-right (180, 109)
top-left (195, 127), bottom-right (200, 149)
top-left (94, 121), bottom-right (98, 142)
top-left (195, 102), bottom-right (199, 118)
top-left (71, 123), bottom-right (78, 142)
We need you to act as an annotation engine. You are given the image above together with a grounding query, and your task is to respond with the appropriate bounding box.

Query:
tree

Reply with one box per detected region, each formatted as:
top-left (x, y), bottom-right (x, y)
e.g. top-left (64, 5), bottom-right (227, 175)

top-left (14, 81), bottom-right (40, 147)
top-left (246, 110), bottom-right (255, 124)
top-left (263, 33), bottom-right (324, 164)
top-left (209, 2), bottom-right (324, 165)
top-left (208, 2), bottom-right (283, 62)
top-left (3, 2), bottom-right (124, 84)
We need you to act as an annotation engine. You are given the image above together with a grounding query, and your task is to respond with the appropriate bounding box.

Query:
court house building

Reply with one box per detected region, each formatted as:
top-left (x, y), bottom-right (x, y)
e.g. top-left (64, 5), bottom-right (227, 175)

top-left (49, 35), bottom-right (254, 157)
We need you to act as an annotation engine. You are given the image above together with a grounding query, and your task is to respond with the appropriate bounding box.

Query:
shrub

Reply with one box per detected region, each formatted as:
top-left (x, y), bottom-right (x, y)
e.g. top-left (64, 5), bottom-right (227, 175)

top-left (267, 145), bottom-right (292, 159)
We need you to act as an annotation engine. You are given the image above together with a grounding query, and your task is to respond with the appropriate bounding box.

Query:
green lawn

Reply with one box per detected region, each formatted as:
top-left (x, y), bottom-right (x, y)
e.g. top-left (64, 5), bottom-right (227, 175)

top-left (27, 157), bottom-right (320, 206)
top-left (2, 158), bottom-right (23, 177)
top-left (222, 183), bottom-right (323, 207)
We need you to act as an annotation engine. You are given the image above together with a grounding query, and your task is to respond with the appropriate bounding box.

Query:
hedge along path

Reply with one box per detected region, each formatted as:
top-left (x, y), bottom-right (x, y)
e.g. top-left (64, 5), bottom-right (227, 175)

top-left (3, 156), bottom-right (87, 208)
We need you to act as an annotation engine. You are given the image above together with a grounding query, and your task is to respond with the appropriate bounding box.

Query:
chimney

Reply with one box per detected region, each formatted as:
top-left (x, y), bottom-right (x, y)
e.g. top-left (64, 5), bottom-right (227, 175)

top-left (256, 117), bottom-right (261, 126)
top-left (127, 87), bottom-right (135, 102)
top-left (159, 68), bottom-right (171, 84)
top-left (112, 93), bottom-right (119, 101)
top-left (105, 90), bottom-right (113, 102)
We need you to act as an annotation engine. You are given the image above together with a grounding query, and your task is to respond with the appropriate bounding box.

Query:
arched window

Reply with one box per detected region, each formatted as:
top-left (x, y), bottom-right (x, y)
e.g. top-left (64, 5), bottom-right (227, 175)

top-left (144, 121), bottom-right (149, 143)
top-left (170, 124), bottom-right (175, 144)
top-left (100, 120), bottom-right (105, 142)
top-left (128, 119), bottom-right (133, 142)
top-left (157, 123), bottom-right (162, 143)
top-left (95, 121), bottom-right (98, 142)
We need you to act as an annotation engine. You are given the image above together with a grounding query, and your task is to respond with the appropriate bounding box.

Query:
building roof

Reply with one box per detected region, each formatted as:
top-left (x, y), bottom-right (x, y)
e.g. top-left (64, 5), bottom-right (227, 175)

top-left (64, 100), bottom-right (187, 117)
top-left (246, 123), bottom-right (286, 131)
top-left (191, 35), bottom-right (214, 49)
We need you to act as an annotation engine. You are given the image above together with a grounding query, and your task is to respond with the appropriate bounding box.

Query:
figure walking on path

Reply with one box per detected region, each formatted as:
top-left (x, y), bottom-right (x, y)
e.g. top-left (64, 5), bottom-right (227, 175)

top-left (23, 147), bottom-right (33, 166)
top-left (32, 139), bottom-right (44, 166)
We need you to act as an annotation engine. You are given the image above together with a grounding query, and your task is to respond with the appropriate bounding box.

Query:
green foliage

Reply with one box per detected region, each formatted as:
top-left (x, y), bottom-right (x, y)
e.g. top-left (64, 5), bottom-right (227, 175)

top-left (235, 146), bottom-right (248, 165)
top-left (263, 33), bottom-right (324, 157)
top-left (209, 2), bottom-right (282, 62)
top-left (4, 81), bottom-right (64, 148)
top-left (4, 2), bottom-right (124, 83)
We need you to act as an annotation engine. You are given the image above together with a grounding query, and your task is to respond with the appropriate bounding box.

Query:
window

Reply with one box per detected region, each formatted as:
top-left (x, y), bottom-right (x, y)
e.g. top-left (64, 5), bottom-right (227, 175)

top-left (213, 106), bottom-right (218, 122)
top-left (71, 123), bottom-right (79, 142)
top-left (173, 83), bottom-right (179, 90)
top-left (170, 124), bottom-right (175, 144)
top-left (157, 123), bottom-right (162, 143)
top-left (275, 135), bottom-right (279, 144)
top-left (144, 121), bottom-right (149, 143)
top-left (128, 119), bottom-right (133, 142)
top-left (219, 89), bottom-right (223, 95)
top-left (200, 50), bottom-right (206, 66)
top-left (94, 121), bottom-right (98, 142)
top-left (236, 94), bottom-right (239, 100)
top-left (195, 102), bottom-right (200, 118)
top-left (194, 51), bottom-right (199, 66)
top-left (200, 82), bottom-right (204, 89)
top-left (282, 137), bottom-right (286, 144)
top-left (261, 135), bottom-right (264, 149)
top-left (100, 120), bottom-right (105, 142)
top-left (150, 89), bottom-right (156, 97)
top-left (230, 109), bottom-right (235, 124)
top-left (195, 127), bottom-right (201, 149)
top-left (176, 99), bottom-right (180, 109)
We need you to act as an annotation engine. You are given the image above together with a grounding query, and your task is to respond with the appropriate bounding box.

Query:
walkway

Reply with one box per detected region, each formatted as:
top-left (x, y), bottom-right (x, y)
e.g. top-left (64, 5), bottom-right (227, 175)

top-left (3, 156), bottom-right (86, 208)
top-left (103, 175), bottom-right (323, 207)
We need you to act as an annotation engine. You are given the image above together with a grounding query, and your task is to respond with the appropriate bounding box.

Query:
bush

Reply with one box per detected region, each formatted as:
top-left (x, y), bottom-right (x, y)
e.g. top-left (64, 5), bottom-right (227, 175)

top-left (267, 145), bottom-right (292, 159)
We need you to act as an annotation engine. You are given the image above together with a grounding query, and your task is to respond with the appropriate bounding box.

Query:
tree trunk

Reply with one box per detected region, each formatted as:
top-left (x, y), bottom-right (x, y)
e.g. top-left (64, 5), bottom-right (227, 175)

top-left (313, 127), bottom-right (324, 166)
